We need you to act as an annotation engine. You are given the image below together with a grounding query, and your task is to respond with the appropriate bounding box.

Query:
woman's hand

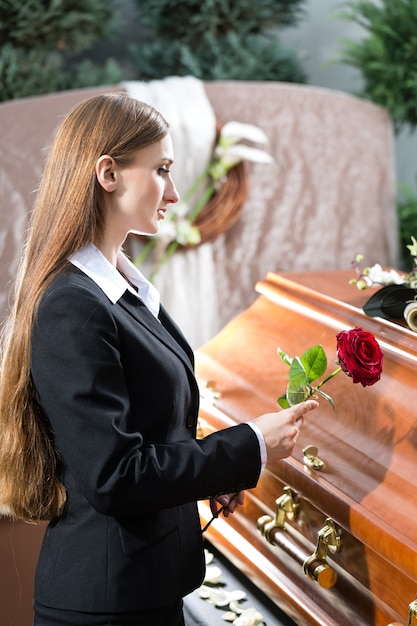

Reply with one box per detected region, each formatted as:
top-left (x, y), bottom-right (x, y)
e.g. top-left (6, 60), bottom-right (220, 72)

top-left (201, 400), bottom-right (319, 534)
top-left (252, 399), bottom-right (319, 464)
top-left (209, 490), bottom-right (244, 519)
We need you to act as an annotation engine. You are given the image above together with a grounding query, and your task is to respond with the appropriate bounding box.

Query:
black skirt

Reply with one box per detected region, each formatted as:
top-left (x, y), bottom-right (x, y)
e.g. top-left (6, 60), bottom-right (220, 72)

top-left (33, 599), bottom-right (185, 626)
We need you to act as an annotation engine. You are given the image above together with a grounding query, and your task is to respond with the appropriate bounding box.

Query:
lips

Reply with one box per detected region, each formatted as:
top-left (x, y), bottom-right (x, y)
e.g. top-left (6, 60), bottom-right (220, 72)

top-left (157, 208), bottom-right (166, 219)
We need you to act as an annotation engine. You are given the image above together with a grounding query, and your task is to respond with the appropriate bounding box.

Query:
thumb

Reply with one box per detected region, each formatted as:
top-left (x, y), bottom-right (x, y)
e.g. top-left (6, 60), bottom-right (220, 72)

top-left (295, 399), bottom-right (319, 420)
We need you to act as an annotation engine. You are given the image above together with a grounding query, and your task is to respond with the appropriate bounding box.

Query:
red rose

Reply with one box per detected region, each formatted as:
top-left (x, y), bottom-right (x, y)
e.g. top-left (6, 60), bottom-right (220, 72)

top-left (336, 327), bottom-right (384, 387)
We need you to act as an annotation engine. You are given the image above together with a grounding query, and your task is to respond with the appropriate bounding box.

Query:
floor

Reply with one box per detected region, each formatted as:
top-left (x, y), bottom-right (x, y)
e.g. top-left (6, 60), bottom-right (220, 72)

top-left (183, 542), bottom-right (298, 625)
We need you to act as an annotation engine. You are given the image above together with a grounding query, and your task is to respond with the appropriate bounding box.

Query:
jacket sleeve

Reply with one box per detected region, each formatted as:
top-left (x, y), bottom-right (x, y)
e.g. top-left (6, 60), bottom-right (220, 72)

top-left (31, 275), bottom-right (261, 517)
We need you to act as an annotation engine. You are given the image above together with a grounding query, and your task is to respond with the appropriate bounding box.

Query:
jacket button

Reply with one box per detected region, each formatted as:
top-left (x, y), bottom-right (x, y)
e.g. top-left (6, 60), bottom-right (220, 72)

top-left (186, 414), bottom-right (194, 428)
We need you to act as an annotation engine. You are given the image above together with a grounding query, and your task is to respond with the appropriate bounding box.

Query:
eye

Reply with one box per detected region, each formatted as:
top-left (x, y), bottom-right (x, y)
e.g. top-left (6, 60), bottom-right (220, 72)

top-left (158, 166), bottom-right (170, 175)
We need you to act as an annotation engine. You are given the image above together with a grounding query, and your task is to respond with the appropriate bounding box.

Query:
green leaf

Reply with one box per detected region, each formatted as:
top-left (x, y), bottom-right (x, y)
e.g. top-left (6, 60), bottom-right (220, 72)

top-left (277, 346), bottom-right (293, 367)
top-left (300, 345), bottom-right (327, 383)
top-left (277, 394), bottom-right (290, 409)
top-left (286, 356), bottom-right (311, 406)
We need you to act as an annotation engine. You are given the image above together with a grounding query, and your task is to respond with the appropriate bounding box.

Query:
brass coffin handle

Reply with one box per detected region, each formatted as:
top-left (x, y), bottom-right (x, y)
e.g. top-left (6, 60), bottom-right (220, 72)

top-left (387, 596), bottom-right (417, 626)
top-left (388, 600), bottom-right (417, 626)
top-left (303, 518), bottom-right (342, 589)
top-left (257, 488), bottom-right (341, 589)
top-left (200, 379), bottom-right (222, 402)
top-left (257, 486), bottom-right (299, 542)
top-left (257, 487), bottom-right (311, 577)
top-left (409, 598), bottom-right (417, 626)
top-left (303, 445), bottom-right (325, 471)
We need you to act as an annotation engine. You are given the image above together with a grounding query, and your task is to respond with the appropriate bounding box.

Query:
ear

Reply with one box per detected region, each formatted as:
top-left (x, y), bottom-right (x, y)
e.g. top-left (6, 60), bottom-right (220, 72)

top-left (96, 155), bottom-right (117, 192)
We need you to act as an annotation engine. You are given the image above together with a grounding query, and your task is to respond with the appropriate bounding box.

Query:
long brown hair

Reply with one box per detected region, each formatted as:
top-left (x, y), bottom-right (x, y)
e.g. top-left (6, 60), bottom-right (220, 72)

top-left (0, 93), bottom-right (169, 522)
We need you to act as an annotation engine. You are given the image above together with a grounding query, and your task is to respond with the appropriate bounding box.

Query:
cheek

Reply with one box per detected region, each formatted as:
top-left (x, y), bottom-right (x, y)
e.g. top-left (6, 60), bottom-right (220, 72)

top-left (153, 178), bottom-right (165, 199)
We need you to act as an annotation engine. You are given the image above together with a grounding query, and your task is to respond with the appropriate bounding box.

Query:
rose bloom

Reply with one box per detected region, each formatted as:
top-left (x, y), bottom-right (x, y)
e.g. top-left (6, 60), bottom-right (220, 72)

top-left (336, 327), bottom-right (384, 387)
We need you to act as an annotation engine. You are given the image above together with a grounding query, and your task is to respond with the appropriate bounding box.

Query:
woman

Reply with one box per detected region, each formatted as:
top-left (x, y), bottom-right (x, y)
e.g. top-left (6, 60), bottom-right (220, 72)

top-left (0, 93), bottom-right (318, 625)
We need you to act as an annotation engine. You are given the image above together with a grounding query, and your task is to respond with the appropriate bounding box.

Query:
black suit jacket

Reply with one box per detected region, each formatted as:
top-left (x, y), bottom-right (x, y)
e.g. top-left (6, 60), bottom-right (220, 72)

top-left (30, 266), bottom-right (261, 612)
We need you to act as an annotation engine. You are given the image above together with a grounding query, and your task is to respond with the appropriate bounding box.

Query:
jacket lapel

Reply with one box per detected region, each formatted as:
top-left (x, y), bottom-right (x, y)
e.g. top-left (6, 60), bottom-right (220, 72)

top-left (117, 291), bottom-right (195, 376)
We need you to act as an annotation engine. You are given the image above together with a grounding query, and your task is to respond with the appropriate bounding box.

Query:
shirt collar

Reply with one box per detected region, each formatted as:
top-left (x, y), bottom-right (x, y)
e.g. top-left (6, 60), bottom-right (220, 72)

top-left (69, 243), bottom-right (160, 318)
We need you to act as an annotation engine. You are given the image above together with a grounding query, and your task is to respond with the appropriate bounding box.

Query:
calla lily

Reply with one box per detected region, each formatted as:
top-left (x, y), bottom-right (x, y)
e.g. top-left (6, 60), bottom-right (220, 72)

top-left (219, 120), bottom-right (269, 146)
top-left (209, 144), bottom-right (273, 181)
top-left (215, 143), bottom-right (274, 166)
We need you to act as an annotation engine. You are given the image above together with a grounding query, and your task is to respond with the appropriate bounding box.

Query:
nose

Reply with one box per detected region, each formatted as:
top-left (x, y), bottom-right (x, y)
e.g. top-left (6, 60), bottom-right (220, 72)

top-left (164, 177), bottom-right (180, 204)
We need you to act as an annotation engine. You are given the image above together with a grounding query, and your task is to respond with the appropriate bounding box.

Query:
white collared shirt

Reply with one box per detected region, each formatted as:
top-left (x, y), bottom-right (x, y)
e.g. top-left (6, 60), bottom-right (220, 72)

top-left (69, 243), bottom-right (160, 318)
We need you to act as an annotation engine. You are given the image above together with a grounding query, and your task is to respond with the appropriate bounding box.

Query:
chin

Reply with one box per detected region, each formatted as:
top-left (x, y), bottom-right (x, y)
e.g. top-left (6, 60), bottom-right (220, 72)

top-left (129, 227), bottom-right (158, 236)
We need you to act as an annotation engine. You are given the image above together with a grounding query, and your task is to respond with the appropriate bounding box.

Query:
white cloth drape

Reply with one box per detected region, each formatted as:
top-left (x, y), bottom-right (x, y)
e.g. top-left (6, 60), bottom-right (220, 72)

top-left (122, 77), bottom-right (220, 348)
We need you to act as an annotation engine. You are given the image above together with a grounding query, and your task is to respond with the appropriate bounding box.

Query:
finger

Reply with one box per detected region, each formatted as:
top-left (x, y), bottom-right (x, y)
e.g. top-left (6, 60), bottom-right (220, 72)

top-left (219, 495), bottom-right (231, 507)
top-left (226, 500), bottom-right (237, 514)
top-left (209, 498), bottom-right (218, 517)
top-left (292, 399), bottom-right (319, 422)
top-left (302, 399), bottom-right (319, 412)
top-left (286, 424), bottom-right (300, 444)
top-left (295, 415), bottom-right (304, 427)
top-left (222, 492), bottom-right (243, 516)
top-left (225, 499), bottom-right (239, 515)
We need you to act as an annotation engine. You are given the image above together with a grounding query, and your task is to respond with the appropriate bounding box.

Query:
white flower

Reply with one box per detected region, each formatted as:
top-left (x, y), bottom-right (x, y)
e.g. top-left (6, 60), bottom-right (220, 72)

top-left (351, 240), bottom-right (417, 294)
top-left (170, 200), bottom-right (190, 218)
top-left (220, 121), bottom-right (269, 145)
top-left (203, 564), bottom-right (222, 585)
top-left (212, 121), bottom-right (273, 178)
top-left (157, 220), bottom-right (178, 245)
top-left (198, 585), bottom-right (246, 608)
top-left (233, 607), bottom-right (265, 625)
top-left (364, 264), bottom-right (406, 287)
top-left (214, 144), bottom-right (274, 167)
top-left (175, 219), bottom-right (201, 246)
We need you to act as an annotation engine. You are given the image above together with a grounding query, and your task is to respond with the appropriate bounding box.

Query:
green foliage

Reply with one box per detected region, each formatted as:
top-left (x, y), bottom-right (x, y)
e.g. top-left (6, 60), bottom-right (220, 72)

top-left (0, 0), bottom-right (307, 99)
top-left (130, 0), bottom-right (307, 82)
top-left (0, 0), bottom-right (110, 50)
top-left (0, 44), bottom-right (64, 100)
top-left (0, 0), bottom-right (124, 101)
top-left (136, 0), bottom-right (306, 41)
top-left (131, 31), bottom-right (306, 82)
top-left (70, 59), bottom-right (124, 89)
top-left (336, 0), bottom-right (417, 131)
top-left (336, 1), bottom-right (417, 250)
top-left (397, 183), bottom-right (417, 269)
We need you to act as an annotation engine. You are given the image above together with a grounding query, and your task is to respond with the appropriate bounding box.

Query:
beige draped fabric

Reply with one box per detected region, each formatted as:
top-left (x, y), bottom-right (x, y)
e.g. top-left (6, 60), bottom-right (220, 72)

top-left (196, 81), bottom-right (398, 347)
top-left (0, 81), bottom-right (397, 349)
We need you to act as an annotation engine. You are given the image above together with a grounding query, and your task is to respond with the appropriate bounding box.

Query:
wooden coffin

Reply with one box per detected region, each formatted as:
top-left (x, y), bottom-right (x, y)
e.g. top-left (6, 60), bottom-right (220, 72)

top-left (195, 270), bottom-right (417, 626)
